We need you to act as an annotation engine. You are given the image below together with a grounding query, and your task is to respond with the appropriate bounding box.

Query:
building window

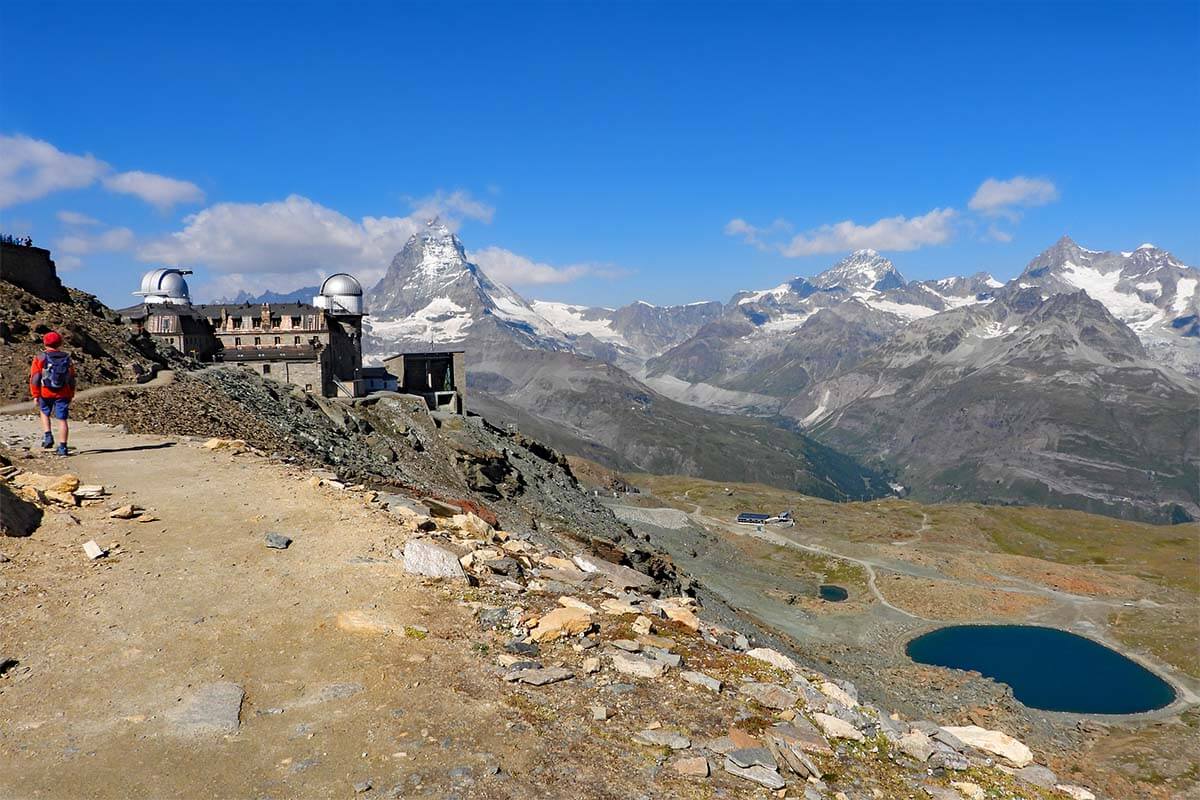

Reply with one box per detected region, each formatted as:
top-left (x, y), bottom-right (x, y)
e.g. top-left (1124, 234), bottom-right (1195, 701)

top-left (274, 336), bottom-right (281, 345)
top-left (254, 337), bottom-right (261, 345)
top-left (305, 384), bottom-right (312, 391)
top-left (263, 364), bottom-right (271, 375)
top-left (234, 337), bottom-right (241, 346)
top-left (291, 316), bottom-right (302, 328)
top-left (231, 318), bottom-right (242, 329)
top-left (294, 336), bottom-right (301, 344)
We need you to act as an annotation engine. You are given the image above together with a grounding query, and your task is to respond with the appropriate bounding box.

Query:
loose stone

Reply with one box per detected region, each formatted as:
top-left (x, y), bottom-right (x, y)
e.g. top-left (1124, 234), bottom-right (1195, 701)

top-left (680, 670), bottom-right (722, 693)
top-left (265, 532), bottom-right (292, 549)
top-left (633, 729), bottom-right (690, 750)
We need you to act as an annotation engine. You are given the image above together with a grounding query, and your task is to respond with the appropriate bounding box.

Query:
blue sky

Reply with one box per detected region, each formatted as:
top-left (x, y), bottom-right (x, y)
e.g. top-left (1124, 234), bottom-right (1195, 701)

top-left (2, 0), bottom-right (1197, 308)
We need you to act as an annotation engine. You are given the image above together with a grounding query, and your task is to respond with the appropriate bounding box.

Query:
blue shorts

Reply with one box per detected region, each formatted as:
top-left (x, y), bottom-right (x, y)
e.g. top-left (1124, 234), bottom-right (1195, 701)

top-left (38, 398), bottom-right (70, 420)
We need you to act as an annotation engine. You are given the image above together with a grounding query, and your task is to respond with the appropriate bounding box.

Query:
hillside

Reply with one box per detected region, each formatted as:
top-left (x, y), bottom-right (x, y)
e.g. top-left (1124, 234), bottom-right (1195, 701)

top-left (0, 243), bottom-right (172, 402)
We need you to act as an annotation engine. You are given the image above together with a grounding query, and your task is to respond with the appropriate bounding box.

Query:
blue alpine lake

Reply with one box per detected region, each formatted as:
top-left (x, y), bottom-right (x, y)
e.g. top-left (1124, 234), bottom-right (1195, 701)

top-left (818, 584), bottom-right (849, 602)
top-left (906, 625), bottom-right (1176, 714)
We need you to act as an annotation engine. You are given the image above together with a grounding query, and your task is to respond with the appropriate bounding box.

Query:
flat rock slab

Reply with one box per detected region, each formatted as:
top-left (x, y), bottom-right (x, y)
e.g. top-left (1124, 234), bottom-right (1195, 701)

top-left (168, 682), bottom-right (245, 735)
top-left (633, 729), bottom-right (690, 750)
top-left (671, 756), bottom-right (709, 777)
top-left (769, 721), bottom-right (832, 755)
top-left (727, 747), bottom-right (775, 769)
top-left (740, 681), bottom-right (798, 710)
top-left (504, 667), bottom-right (573, 686)
top-left (723, 758), bottom-right (785, 790)
top-left (745, 647), bottom-right (797, 673)
top-left (681, 670), bottom-right (722, 693)
top-left (941, 725), bottom-right (1033, 767)
top-left (812, 712), bottom-right (864, 742)
top-left (610, 650), bottom-right (667, 679)
top-left (403, 539), bottom-right (467, 581)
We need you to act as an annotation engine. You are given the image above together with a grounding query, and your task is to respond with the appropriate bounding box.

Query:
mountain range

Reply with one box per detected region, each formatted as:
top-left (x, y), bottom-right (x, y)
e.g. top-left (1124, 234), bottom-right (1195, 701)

top-left (364, 221), bottom-right (1199, 523)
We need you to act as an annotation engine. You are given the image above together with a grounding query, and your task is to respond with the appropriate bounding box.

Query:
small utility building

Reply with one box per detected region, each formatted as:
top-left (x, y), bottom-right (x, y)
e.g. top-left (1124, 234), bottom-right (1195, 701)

top-left (381, 351), bottom-right (467, 413)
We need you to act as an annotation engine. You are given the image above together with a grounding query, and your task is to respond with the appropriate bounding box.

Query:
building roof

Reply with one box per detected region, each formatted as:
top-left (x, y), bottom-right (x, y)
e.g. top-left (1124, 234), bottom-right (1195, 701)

top-left (193, 302), bottom-right (322, 317)
top-left (215, 346), bottom-right (322, 363)
top-left (382, 349), bottom-right (467, 359)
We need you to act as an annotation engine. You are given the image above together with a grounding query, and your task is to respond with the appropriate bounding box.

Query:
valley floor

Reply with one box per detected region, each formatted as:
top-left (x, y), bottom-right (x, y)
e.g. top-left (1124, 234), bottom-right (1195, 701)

top-left (606, 475), bottom-right (1200, 800)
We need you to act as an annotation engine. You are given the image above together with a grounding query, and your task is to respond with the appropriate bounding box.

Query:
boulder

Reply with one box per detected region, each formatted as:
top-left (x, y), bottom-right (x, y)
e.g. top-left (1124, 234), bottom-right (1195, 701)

top-left (898, 730), bottom-right (936, 762)
top-left (941, 725), bottom-right (1033, 767)
top-left (529, 607), bottom-right (592, 642)
top-left (1054, 785), bottom-right (1096, 800)
top-left (680, 670), bottom-right (722, 693)
top-left (403, 539), bottom-right (467, 581)
top-left (819, 680), bottom-right (858, 709)
top-left (746, 647), bottom-right (797, 673)
top-left (740, 682), bottom-right (799, 710)
top-left (1012, 764), bottom-right (1058, 788)
top-left (610, 651), bottom-right (667, 679)
top-left (661, 603), bottom-right (701, 632)
top-left (811, 712), bottom-right (864, 742)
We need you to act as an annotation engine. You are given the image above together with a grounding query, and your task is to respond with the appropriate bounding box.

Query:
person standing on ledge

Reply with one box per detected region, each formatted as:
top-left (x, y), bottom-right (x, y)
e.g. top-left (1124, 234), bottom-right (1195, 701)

top-left (29, 331), bottom-right (76, 456)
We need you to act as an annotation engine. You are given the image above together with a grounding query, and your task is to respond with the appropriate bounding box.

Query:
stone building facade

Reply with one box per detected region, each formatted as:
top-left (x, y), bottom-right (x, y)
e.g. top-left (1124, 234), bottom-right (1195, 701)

top-left (122, 270), bottom-right (365, 397)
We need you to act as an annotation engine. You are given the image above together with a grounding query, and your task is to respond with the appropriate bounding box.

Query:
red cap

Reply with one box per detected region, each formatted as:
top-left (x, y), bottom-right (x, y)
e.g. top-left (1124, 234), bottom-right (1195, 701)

top-left (43, 331), bottom-right (62, 347)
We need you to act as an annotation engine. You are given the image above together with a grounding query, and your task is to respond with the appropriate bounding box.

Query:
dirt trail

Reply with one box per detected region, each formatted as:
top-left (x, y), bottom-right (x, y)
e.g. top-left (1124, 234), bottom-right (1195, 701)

top-left (0, 370), bottom-right (177, 415)
top-left (0, 415), bottom-right (542, 799)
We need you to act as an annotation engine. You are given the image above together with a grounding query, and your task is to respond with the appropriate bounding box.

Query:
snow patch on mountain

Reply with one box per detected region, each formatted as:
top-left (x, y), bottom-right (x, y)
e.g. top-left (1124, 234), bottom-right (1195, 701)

top-left (531, 300), bottom-right (627, 345)
top-left (367, 298), bottom-right (473, 343)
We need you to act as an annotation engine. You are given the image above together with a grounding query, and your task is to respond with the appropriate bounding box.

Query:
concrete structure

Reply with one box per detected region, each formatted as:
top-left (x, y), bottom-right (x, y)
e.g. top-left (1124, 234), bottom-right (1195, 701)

top-left (381, 351), bottom-right (467, 413)
top-left (122, 270), bottom-right (365, 397)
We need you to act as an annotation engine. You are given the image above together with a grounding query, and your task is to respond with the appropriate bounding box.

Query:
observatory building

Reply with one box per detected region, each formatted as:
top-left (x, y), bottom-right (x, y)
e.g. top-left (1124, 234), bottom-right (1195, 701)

top-left (121, 270), bottom-right (366, 397)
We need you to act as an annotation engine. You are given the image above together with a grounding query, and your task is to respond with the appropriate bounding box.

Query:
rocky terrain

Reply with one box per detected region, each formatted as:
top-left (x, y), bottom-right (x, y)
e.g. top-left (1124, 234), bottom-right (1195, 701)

top-left (0, 408), bottom-right (1122, 800)
top-left (0, 248), bottom-right (174, 403)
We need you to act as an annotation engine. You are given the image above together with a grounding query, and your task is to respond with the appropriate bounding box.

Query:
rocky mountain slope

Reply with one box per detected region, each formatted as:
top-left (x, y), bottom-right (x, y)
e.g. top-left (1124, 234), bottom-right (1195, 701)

top-left (0, 245), bottom-right (172, 402)
top-left (788, 289), bottom-right (1199, 523)
top-left (365, 221), bottom-right (892, 501)
top-left (366, 229), bottom-right (1196, 522)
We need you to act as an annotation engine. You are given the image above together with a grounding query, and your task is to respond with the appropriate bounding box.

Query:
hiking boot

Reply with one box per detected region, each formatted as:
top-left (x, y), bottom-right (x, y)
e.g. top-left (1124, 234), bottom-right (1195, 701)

top-left (41, 432), bottom-right (54, 449)
top-left (55, 443), bottom-right (68, 457)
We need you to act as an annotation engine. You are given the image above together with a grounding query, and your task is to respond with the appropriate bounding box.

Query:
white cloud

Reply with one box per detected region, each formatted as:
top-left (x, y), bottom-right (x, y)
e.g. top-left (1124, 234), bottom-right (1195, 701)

top-left (968, 176), bottom-right (1058, 215)
top-left (57, 210), bottom-right (100, 226)
top-left (0, 135), bottom-right (108, 209)
top-left (56, 254), bottom-right (83, 271)
top-left (728, 208), bottom-right (957, 256)
top-left (139, 191), bottom-right (494, 290)
top-left (103, 170), bottom-right (205, 211)
top-left (469, 246), bottom-right (597, 286)
top-left (55, 226), bottom-right (135, 255)
top-left (985, 224), bottom-right (1014, 243)
top-left (410, 190), bottom-right (495, 226)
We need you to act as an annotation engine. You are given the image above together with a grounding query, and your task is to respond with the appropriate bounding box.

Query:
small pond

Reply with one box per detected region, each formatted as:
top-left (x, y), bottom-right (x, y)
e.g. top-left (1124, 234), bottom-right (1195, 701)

top-left (906, 625), bottom-right (1175, 714)
top-left (818, 584), bottom-right (849, 602)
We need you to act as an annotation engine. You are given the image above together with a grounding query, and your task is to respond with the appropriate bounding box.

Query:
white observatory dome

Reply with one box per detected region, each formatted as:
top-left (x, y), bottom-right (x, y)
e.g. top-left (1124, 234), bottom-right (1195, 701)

top-left (313, 272), bottom-right (364, 315)
top-left (135, 268), bottom-right (192, 305)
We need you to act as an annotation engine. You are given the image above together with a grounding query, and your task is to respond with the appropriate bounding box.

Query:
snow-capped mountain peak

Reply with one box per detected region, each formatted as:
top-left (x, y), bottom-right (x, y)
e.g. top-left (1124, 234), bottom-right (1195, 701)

top-left (812, 250), bottom-right (906, 293)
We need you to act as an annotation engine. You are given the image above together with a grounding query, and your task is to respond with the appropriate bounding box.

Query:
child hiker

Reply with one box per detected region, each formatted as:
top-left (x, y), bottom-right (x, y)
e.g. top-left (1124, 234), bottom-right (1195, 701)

top-left (29, 331), bottom-right (76, 456)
